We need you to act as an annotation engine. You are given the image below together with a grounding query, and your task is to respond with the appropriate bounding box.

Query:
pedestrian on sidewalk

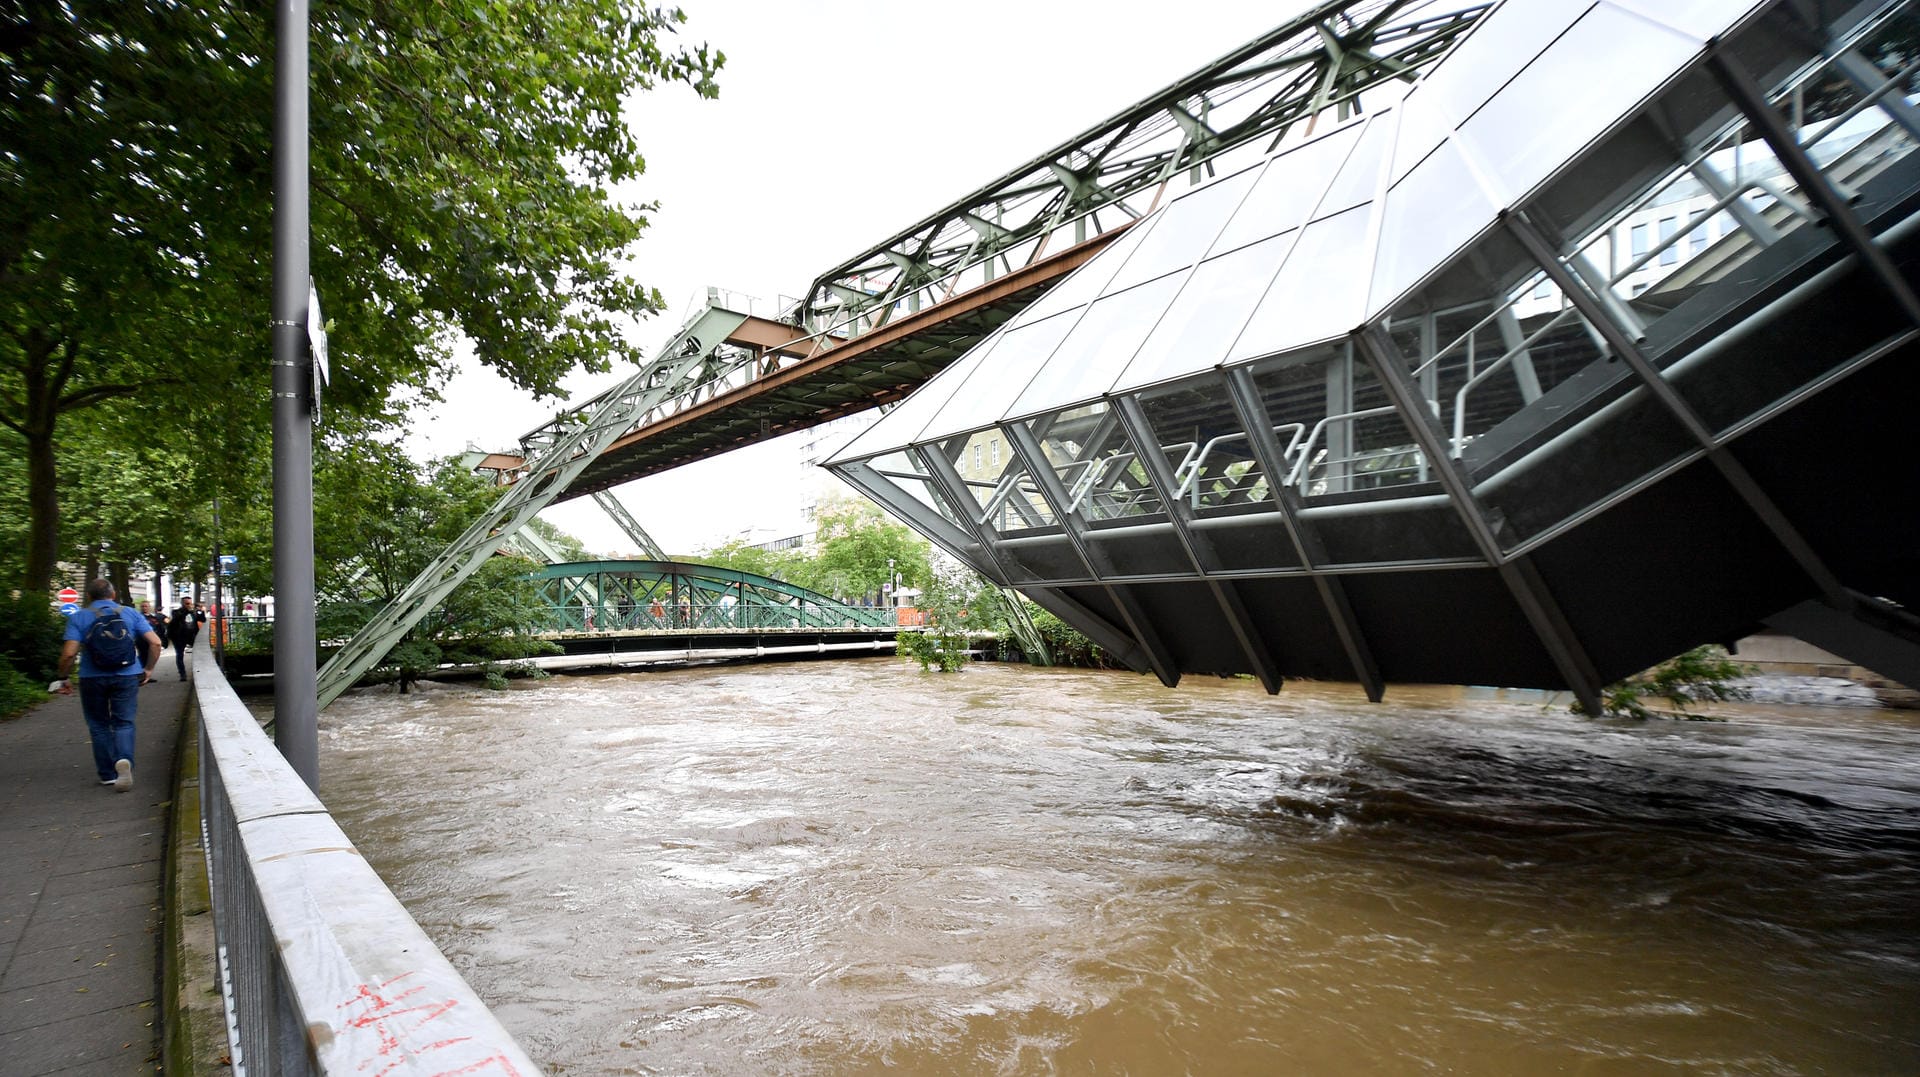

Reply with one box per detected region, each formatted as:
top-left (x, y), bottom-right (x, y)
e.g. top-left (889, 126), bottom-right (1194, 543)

top-left (169, 595), bottom-right (207, 680)
top-left (54, 579), bottom-right (163, 791)
top-left (140, 599), bottom-right (169, 651)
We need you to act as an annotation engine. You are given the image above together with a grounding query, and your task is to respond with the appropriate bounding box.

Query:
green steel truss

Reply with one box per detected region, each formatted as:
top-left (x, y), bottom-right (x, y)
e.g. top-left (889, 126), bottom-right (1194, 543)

top-left (314, 305), bottom-right (752, 708)
top-left (319, 2), bottom-right (1483, 707)
top-left (590, 491), bottom-right (667, 559)
top-left (504, 3), bottom-right (1489, 476)
top-left (793, 1), bottom-right (1488, 340)
top-left (532, 560), bottom-right (894, 633)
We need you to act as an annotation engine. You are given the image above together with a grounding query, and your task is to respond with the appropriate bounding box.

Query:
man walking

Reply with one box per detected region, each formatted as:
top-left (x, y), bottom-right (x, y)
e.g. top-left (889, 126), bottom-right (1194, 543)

top-left (140, 599), bottom-right (168, 652)
top-left (55, 579), bottom-right (162, 791)
top-left (169, 596), bottom-right (207, 680)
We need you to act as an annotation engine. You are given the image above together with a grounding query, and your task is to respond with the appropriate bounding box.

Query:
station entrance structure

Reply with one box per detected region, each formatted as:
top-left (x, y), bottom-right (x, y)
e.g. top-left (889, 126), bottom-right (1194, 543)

top-left (316, 0), bottom-right (1486, 707)
top-left (827, 0), bottom-right (1920, 714)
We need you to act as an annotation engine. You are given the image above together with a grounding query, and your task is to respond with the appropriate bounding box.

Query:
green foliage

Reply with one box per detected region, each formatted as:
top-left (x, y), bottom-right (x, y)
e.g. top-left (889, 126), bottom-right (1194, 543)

top-left (702, 538), bottom-right (800, 582)
top-left (1, 1), bottom-right (724, 590)
top-left (0, 592), bottom-right (64, 720)
top-left (1027, 607), bottom-right (1121, 670)
top-left (0, 660), bottom-right (46, 721)
top-left (797, 500), bottom-right (931, 601)
top-left (1575, 645), bottom-right (1754, 720)
top-left (526, 518), bottom-right (594, 562)
top-left (895, 561), bottom-right (987, 673)
top-left (0, 592), bottom-right (65, 684)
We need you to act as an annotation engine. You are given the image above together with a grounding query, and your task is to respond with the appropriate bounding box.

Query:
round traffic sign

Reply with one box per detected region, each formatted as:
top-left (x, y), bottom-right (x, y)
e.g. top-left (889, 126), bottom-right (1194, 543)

top-left (56, 587), bottom-right (78, 605)
top-left (59, 602), bottom-right (79, 616)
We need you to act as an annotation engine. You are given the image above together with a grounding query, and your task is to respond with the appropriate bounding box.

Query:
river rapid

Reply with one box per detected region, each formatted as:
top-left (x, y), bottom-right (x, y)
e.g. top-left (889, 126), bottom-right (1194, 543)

top-left (315, 659), bottom-right (1920, 1074)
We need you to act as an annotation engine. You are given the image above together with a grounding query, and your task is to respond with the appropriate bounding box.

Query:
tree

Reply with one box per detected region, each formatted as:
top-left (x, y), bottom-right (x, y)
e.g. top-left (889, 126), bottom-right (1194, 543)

top-left (800, 499), bottom-right (931, 601)
top-left (700, 537), bottom-right (797, 581)
top-left (1572, 645), bottom-right (1753, 720)
top-left (1, 2), bottom-right (723, 590)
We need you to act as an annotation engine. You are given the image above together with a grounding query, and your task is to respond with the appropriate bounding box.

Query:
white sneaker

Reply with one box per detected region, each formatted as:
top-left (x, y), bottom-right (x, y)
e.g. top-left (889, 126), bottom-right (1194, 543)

top-left (113, 758), bottom-right (133, 792)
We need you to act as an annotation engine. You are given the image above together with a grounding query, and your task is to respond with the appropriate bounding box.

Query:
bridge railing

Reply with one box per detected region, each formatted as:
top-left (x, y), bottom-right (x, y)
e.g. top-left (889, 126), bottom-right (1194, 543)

top-left (194, 646), bottom-right (540, 1076)
top-left (546, 597), bottom-right (897, 633)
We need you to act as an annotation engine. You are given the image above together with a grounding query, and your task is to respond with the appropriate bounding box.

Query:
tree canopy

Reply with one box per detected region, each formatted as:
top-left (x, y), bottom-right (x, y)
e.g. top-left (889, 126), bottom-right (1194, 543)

top-left (0, 1), bottom-right (722, 592)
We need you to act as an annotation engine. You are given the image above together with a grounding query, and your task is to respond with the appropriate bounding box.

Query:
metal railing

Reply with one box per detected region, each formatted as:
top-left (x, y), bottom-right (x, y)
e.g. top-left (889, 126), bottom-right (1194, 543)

top-left (195, 646), bottom-right (540, 1076)
top-left (543, 597), bottom-right (896, 633)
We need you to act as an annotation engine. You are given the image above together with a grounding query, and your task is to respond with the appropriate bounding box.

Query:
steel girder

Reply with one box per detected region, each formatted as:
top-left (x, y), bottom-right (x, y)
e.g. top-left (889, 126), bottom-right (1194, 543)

top-left (529, 560), bottom-right (894, 633)
top-left (591, 491), bottom-right (667, 559)
top-left (793, 1), bottom-right (1488, 340)
top-left (314, 306), bottom-right (751, 708)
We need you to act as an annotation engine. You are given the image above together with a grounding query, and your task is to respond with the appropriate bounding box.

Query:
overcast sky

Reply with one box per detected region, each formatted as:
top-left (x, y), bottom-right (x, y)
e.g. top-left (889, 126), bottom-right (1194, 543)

top-left (405, 0), bottom-right (1299, 555)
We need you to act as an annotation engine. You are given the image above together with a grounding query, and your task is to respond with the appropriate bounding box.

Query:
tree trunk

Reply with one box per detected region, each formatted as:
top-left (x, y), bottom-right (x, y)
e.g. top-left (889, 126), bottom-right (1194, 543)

top-left (18, 346), bottom-right (68, 594)
top-left (108, 560), bottom-right (130, 603)
top-left (83, 544), bottom-right (100, 589)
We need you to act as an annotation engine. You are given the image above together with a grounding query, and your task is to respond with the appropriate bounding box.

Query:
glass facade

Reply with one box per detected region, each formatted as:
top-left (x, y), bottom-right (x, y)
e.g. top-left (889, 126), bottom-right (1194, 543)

top-left (828, 0), bottom-right (1920, 693)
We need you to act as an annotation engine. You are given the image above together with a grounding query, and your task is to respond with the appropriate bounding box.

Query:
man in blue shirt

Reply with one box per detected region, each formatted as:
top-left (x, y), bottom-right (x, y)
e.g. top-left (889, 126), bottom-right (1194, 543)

top-left (55, 579), bottom-right (163, 791)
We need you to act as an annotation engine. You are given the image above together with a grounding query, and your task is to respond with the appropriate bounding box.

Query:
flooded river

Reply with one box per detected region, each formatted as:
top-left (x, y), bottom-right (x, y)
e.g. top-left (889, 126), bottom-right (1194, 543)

top-left (317, 660), bottom-right (1920, 1074)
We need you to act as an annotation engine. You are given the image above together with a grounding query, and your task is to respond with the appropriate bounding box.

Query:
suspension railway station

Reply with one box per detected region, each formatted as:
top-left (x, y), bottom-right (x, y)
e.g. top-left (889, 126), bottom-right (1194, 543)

top-left (20, 2), bottom-right (1920, 1074)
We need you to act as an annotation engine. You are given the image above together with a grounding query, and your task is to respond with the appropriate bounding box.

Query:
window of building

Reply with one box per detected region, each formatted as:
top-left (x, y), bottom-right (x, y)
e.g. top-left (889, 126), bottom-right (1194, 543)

top-left (1658, 216), bottom-right (1678, 265)
top-left (1630, 222), bottom-right (1649, 261)
top-left (973, 444), bottom-right (982, 471)
top-left (990, 438), bottom-right (1001, 466)
top-left (1531, 276), bottom-right (1552, 300)
top-left (1690, 225), bottom-right (1708, 255)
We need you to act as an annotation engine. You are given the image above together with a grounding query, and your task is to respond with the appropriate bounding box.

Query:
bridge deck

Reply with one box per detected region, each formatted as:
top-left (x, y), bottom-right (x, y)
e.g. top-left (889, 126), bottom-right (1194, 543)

top-left (491, 232), bottom-right (1122, 500)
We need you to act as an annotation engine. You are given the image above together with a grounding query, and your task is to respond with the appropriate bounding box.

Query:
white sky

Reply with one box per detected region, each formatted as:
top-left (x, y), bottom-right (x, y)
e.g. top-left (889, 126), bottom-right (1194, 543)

top-left (405, 0), bottom-right (1296, 555)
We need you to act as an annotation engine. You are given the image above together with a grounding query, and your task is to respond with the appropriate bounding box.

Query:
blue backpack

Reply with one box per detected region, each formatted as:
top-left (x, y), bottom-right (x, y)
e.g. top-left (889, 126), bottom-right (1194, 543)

top-left (82, 603), bottom-right (140, 672)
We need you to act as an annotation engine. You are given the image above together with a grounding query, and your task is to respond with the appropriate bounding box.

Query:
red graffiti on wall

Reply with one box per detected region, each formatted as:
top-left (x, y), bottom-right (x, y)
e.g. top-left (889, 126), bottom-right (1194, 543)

top-left (335, 973), bottom-right (524, 1077)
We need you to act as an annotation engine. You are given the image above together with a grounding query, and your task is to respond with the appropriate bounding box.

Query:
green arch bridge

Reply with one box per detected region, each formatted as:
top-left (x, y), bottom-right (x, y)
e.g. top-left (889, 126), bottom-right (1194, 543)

top-left (531, 560), bottom-right (899, 634)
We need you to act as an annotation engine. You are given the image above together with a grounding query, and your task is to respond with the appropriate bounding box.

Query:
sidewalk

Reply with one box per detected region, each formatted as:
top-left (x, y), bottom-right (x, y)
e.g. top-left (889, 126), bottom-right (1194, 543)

top-left (0, 661), bottom-right (192, 1076)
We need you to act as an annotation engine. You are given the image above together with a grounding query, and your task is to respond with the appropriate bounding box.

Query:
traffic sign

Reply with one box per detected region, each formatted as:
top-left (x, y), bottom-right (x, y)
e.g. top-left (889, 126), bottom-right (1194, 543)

top-left (59, 603), bottom-right (78, 616)
top-left (56, 587), bottom-right (78, 605)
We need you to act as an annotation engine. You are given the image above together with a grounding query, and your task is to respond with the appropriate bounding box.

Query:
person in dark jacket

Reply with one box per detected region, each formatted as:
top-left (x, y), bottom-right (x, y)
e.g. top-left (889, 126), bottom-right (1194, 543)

top-left (140, 600), bottom-right (168, 651)
top-left (168, 596), bottom-right (207, 680)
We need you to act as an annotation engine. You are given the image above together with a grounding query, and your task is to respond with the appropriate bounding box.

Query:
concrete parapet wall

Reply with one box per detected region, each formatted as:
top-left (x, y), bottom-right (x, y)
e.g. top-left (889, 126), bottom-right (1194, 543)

top-left (190, 647), bottom-right (540, 1075)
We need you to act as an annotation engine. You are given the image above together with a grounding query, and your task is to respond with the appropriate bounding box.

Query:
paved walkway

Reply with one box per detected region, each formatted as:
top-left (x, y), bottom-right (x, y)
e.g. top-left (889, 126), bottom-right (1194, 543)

top-left (0, 662), bottom-right (192, 1076)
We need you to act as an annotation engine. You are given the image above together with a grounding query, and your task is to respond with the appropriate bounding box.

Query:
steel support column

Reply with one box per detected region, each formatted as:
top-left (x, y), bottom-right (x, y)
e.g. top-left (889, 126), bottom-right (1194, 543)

top-left (1224, 368), bottom-right (1385, 701)
top-left (1113, 394), bottom-right (1283, 693)
top-left (1356, 325), bottom-right (1605, 716)
top-left (1708, 51), bottom-right (1920, 325)
top-left (1504, 210), bottom-right (1851, 608)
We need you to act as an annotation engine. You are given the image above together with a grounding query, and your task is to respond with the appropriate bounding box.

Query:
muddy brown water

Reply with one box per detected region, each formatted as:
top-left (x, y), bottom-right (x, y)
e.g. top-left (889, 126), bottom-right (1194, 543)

top-left (313, 659), bottom-right (1920, 1074)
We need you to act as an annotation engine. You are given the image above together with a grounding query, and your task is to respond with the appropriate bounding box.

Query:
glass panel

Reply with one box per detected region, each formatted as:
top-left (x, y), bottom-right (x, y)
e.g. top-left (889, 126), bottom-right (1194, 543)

top-left (1116, 231), bottom-right (1294, 392)
top-left (915, 310), bottom-right (1078, 442)
top-left (828, 328), bottom-right (1005, 463)
top-left (865, 449), bottom-right (966, 527)
top-left (1136, 380), bottom-right (1288, 543)
top-left (1012, 212), bottom-right (1165, 325)
top-left (946, 427), bottom-right (1055, 535)
top-left (1028, 402), bottom-right (1165, 523)
top-left (1389, 94), bottom-right (1453, 188)
top-left (1458, 5), bottom-right (1705, 201)
top-left (1228, 203), bottom-right (1376, 360)
top-left (1102, 166), bottom-right (1259, 295)
top-left (1314, 109), bottom-right (1394, 218)
top-left (1380, 274), bottom-right (1611, 481)
top-left (1209, 121), bottom-right (1363, 256)
top-left (1007, 273), bottom-right (1184, 419)
top-left (1369, 137), bottom-right (1499, 313)
top-left (1419, 0), bottom-right (1588, 128)
top-left (1244, 341), bottom-right (1425, 499)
